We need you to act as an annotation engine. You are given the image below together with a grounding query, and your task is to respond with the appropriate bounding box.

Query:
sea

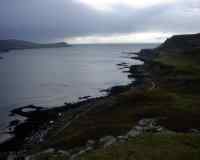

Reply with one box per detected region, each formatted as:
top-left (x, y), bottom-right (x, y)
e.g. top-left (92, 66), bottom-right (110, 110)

top-left (0, 43), bottom-right (159, 143)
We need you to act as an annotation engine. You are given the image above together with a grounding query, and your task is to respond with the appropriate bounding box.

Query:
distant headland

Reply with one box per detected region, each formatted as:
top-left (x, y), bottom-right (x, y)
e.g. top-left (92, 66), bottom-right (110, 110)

top-left (0, 39), bottom-right (70, 52)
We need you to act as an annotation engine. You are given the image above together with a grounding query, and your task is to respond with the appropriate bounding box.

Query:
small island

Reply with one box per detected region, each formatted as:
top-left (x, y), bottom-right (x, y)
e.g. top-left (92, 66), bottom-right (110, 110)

top-left (0, 39), bottom-right (70, 52)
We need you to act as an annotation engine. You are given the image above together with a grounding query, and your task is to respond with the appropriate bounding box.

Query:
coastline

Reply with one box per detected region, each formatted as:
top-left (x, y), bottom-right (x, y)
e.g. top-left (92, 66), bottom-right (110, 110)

top-left (5, 37), bottom-right (197, 159)
top-left (0, 51), bottom-right (146, 152)
top-left (2, 34), bottom-right (200, 159)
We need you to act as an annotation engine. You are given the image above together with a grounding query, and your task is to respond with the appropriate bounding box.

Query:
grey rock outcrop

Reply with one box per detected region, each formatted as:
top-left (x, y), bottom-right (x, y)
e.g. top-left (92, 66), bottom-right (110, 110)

top-left (99, 136), bottom-right (117, 148)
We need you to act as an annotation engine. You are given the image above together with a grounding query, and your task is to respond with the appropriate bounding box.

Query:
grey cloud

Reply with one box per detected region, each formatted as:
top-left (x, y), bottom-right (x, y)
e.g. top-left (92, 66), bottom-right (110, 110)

top-left (0, 0), bottom-right (199, 42)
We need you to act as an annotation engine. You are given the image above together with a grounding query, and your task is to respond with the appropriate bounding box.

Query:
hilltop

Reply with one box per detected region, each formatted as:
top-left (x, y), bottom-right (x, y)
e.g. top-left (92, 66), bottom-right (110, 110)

top-left (136, 33), bottom-right (200, 61)
top-left (157, 33), bottom-right (200, 54)
top-left (0, 39), bottom-right (70, 52)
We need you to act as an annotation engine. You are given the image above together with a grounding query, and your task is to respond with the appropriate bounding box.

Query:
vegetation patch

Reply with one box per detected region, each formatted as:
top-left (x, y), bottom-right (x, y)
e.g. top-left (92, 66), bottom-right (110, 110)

top-left (79, 133), bottom-right (200, 160)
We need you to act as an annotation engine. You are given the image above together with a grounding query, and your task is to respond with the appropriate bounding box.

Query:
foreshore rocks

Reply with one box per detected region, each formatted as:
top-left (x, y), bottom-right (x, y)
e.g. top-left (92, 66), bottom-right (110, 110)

top-left (99, 136), bottom-right (117, 148)
top-left (129, 65), bottom-right (149, 78)
top-left (134, 49), bottom-right (158, 62)
top-left (17, 118), bottom-right (174, 160)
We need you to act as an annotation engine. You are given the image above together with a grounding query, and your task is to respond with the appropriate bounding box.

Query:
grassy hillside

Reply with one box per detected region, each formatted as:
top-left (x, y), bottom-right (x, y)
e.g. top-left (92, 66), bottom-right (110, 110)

top-left (155, 48), bottom-right (200, 72)
top-left (79, 133), bottom-right (200, 160)
top-left (74, 35), bottom-right (200, 160)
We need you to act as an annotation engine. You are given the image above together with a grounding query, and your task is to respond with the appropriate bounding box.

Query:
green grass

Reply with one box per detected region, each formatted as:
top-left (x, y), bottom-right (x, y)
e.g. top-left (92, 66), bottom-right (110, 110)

top-left (151, 49), bottom-right (200, 95)
top-left (38, 88), bottom-right (200, 151)
top-left (79, 133), bottom-right (200, 160)
top-left (155, 49), bottom-right (200, 75)
top-left (33, 152), bottom-right (68, 160)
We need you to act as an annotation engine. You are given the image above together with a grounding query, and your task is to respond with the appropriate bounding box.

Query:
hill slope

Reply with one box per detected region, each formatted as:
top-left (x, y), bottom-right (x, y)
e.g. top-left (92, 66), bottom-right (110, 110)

top-left (75, 33), bottom-right (200, 160)
top-left (157, 33), bottom-right (200, 53)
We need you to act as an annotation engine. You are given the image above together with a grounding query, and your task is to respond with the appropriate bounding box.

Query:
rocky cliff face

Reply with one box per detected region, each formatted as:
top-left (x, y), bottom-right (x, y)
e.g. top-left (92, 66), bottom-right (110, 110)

top-left (157, 33), bottom-right (200, 54)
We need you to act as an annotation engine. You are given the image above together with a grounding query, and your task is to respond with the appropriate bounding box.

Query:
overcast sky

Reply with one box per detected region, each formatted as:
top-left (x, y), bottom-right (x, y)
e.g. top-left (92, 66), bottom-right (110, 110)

top-left (0, 0), bottom-right (200, 43)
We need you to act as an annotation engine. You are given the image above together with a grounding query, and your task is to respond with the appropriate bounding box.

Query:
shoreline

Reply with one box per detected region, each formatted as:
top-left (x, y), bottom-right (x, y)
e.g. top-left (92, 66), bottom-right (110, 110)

top-left (0, 52), bottom-right (146, 152)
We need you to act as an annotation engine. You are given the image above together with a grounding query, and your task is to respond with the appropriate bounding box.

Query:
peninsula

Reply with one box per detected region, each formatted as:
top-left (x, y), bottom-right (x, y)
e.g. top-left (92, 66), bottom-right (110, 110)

top-left (0, 39), bottom-right (70, 52)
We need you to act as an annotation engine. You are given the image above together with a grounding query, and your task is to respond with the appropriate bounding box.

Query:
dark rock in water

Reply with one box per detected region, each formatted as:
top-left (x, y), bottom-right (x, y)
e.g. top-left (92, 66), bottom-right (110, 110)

top-left (10, 105), bottom-right (44, 118)
top-left (117, 62), bottom-right (129, 66)
top-left (100, 85), bottom-right (131, 96)
top-left (157, 33), bottom-right (200, 53)
top-left (137, 49), bottom-right (158, 61)
top-left (79, 96), bottom-right (91, 100)
top-left (108, 85), bottom-right (131, 95)
top-left (9, 120), bottom-right (20, 127)
top-left (129, 65), bottom-right (150, 78)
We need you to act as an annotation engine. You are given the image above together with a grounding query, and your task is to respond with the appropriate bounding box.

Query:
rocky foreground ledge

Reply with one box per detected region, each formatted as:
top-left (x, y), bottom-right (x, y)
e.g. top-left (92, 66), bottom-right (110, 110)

top-left (12, 118), bottom-right (177, 160)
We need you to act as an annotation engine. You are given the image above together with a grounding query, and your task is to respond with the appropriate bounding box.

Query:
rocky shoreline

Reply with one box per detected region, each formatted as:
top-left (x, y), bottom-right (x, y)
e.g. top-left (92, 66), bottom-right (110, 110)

top-left (0, 97), bottom-right (106, 150)
top-left (0, 51), bottom-right (146, 155)
top-left (0, 57), bottom-right (142, 152)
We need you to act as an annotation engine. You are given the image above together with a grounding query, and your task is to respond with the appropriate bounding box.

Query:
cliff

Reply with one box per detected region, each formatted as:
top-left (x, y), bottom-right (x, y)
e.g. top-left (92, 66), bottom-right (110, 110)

top-left (156, 33), bottom-right (200, 54)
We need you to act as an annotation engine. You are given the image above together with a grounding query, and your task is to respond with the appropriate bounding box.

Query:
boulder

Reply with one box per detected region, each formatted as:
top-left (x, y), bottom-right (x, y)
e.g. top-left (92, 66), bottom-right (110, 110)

top-left (127, 129), bottom-right (141, 138)
top-left (117, 135), bottom-right (128, 142)
top-left (138, 118), bottom-right (156, 127)
top-left (190, 129), bottom-right (200, 133)
top-left (57, 150), bottom-right (70, 157)
top-left (99, 136), bottom-right (116, 148)
top-left (70, 146), bottom-right (93, 160)
top-left (86, 140), bottom-right (96, 147)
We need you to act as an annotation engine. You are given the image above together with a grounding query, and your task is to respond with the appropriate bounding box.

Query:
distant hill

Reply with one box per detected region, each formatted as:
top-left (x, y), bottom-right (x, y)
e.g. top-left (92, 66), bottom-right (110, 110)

top-left (157, 33), bottom-right (200, 54)
top-left (0, 39), bottom-right (70, 52)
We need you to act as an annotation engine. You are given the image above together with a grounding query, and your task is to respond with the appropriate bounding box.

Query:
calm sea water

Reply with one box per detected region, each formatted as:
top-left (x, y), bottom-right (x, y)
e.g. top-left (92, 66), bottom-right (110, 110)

top-left (0, 43), bottom-right (158, 142)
